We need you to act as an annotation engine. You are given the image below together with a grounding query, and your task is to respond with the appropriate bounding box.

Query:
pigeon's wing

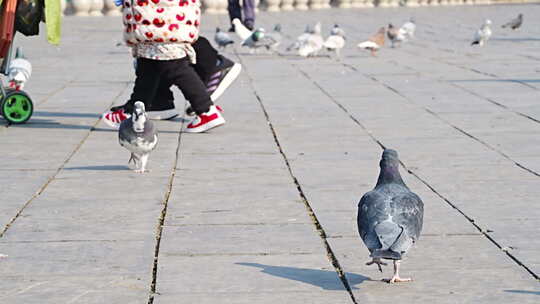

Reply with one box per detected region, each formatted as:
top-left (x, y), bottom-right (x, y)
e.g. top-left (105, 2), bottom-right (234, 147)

top-left (216, 31), bottom-right (234, 45)
top-left (357, 190), bottom-right (389, 251)
top-left (390, 191), bottom-right (424, 244)
top-left (257, 35), bottom-right (278, 49)
top-left (233, 19), bottom-right (253, 41)
top-left (357, 40), bottom-right (379, 50)
top-left (323, 35), bottom-right (344, 49)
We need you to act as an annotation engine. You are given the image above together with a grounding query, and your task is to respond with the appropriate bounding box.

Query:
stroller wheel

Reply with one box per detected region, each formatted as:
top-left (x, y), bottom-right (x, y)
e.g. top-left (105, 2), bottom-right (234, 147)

top-left (1, 89), bottom-right (33, 124)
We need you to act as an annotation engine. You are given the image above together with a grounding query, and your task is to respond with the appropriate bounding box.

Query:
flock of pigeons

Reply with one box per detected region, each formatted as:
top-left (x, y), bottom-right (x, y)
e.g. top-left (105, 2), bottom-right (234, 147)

top-left (214, 13), bottom-right (525, 58)
top-left (214, 17), bottom-right (416, 57)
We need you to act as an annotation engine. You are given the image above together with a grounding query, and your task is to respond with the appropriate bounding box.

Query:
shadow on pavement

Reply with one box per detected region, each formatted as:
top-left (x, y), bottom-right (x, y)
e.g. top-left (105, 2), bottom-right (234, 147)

top-left (450, 79), bottom-right (540, 83)
top-left (33, 111), bottom-right (101, 118)
top-left (504, 290), bottom-right (540, 295)
top-left (492, 38), bottom-right (540, 42)
top-left (236, 262), bottom-right (370, 290)
top-left (64, 165), bottom-right (130, 171)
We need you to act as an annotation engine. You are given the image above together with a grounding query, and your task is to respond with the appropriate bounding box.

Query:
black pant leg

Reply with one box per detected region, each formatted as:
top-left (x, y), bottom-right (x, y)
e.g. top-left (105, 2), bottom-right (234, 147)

top-left (227, 0), bottom-right (242, 24)
top-left (152, 78), bottom-right (176, 111)
top-left (164, 58), bottom-right (213, 115)
top-left (127, 58), bottom-right (162, 113)
top-left (192, 36), bottom-right (219, 83)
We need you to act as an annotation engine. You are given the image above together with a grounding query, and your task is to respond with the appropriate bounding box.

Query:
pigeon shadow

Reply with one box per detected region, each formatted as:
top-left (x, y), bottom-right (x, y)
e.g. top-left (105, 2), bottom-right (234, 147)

top-left (504, 290), bottom-right (540, 296)
top-left (235, 262), bottom-right (370, 290)
top-left (64, 165), bottom-right (130, 171)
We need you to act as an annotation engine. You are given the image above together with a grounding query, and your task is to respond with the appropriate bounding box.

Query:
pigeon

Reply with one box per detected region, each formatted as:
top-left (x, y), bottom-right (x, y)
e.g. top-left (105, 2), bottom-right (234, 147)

top-left (214, 27), bottom-right (234, 49)
top-left (232, 18), bottom-right (253, 42)
top-left (471, 19), bottom-right (492, 46)
top-left (286, 24), bottom-right (313, 51)
top-left (323, 24), bottom-right (346, 58)
top-left (266, 24), bottom-right (283, 51)
top-left (357, 149), bottom-right (424, 283)
top-left (501, 13), bottom-right (523, 30)
top-left (357, 27), bottom-right (386, 57)
top-left (7, 47), bottom-right (32, 90)
top-left (387, 23), bottom-right (405, 48)
top-left (298, 22), bottom-right (324, 57)
top-left (118, 102), bottom-right (158, 173)
top-left (399, 17), bottom-right (416, 40)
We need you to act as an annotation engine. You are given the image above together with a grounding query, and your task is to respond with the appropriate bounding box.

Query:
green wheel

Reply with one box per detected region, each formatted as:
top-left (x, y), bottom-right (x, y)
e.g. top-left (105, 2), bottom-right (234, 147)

top-left (1, 89), bottom-right (33, 124)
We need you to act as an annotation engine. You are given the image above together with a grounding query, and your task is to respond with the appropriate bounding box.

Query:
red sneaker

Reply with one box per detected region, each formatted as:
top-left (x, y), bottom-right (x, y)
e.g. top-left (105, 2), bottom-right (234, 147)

top-left (102, 108), bottom-right (130, 129)
top-left (184, 105), bottom-right (225, 133)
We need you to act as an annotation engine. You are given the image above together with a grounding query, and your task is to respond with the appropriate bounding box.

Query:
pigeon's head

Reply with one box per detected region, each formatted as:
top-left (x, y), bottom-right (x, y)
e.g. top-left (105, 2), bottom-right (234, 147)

top-left (216, 27), bottom-right (221, 33)
top-left (132, 101), bottom-right (147, 132)
top-left (304, 24), bottom-right (313, 34)
top-left (518, 13), bottom-right (523, 19)
top-left (273, 24), bottom-right (282, 32)
top-left (252, 29), bottom-right (265, 41)
top-left (380, 149), bottom-right (400, 168)
top-left (388, 23), bottom-right (395, 29)
top-left (409, 17), bottom-right (416, 24)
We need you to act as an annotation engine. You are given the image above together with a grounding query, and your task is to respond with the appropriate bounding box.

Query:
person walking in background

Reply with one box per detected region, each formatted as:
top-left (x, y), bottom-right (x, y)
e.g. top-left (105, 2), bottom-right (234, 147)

top-left (227, 0), bottom-right (256, 32)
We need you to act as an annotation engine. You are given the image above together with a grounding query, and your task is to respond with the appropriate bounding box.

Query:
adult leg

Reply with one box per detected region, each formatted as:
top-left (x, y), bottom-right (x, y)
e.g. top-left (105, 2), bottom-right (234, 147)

top-left (227, 0), bottom-right (242, 30)
top-left (242, 0), bottom-right (256, 30)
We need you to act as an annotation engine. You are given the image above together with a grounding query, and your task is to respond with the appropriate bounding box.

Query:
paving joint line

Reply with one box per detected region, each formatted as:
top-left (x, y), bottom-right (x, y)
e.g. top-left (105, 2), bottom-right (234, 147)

top-left (0, 83), bottom-right (130, 238)
top-left (147, 110), bottom-right (186, 304)
top-left (296, 65), bottom-right (539, 281)
top-left (346, 62), bottom-right (540, 178)
top-left (236, 53), bottom-right (358, 304)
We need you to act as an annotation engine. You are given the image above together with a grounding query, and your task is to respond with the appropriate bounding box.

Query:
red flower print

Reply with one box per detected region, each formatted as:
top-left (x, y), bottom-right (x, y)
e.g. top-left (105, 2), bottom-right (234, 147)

top-left (145, 32), bottom-right (153, 38)
top-left (154, 38), bottom-right (164, 42)
top-left (176, 13), bottom-right (185, 21)
top-left (169, 24), bottom-right (179, 31)
top-left (134, 13), bottom-right (142, 21)
top-left (170, 38), bottom-right (178, 42)
top-left (156, 7), bottom-right (164, 13)
top-left (153, 18), bottom-right (166, 27)
top-left (151, 0), bottom-right (160, 3)
top-left (189, 32), bottom-right (195, 38)
top-left (137, 0), bottom-right (149, 6)
top-left (194, 20), bottom-right (199, 27)
top-left (142, 19), bottom-right (151, 25)
top-left (125, 13), bottom-right (132, 20)
top-left (186, 20), bottom-right (192, 25)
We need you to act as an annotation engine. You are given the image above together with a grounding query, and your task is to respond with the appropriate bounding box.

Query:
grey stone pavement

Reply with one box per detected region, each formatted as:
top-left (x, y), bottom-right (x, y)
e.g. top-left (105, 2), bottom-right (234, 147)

top-left (1, 4), bottom-right (540, 303)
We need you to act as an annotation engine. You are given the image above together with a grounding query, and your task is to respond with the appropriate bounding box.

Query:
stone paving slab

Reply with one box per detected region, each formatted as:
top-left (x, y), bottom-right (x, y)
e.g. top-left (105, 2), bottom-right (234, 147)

top-left (2, 4), bottom-right (540, 304)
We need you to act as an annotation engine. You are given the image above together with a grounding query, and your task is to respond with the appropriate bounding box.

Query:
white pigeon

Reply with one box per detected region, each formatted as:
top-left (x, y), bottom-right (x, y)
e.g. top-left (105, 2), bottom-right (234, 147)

top-left (323, 24), bottom-right (346, 58)
top-left (286, 24), bottom-right (313, 51)
top-left (399, 17), bottom-right (416, 40)
top-left (298, 22), bottom-right (324, 57)
top-left (214, 27), bottom-right (234, 49)
top-left (118, 102), bottom-right (158, 173)
top-left (232, 18), bottom-right (253, 42)
top-left (7, 48), bottom-right (32, 90)
top-left (471, 19), bottom-right (492, 46)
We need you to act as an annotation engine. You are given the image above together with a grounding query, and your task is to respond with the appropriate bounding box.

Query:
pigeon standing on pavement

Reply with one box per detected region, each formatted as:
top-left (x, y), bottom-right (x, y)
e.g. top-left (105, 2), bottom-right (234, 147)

top-left (357, 27), bottom-right (386, 57)
top-left (501, 13), bottom-right (523, 30)
top-left (214, 27), bottom-right (234, 49)
top-left (400, 17), bottom-right (416, 40)
top-left (357, 149), bottom-right (424, 283)
top-left (387, 24), bottom-right (405, 48)
top-left (298, 22), bottom-right (324, 57)
top-left (7, 47), bottom-right (32, 90)
top-left (119, 102), bottom-right (158, 173)
top-left (323, 24), bottom-right (346, 58)
top-left (286, 24), bottom-right (313, 51)
top-left (471, 19), bottom-right (492, 46)
top-left (266, 24), bottom-right (283, 51)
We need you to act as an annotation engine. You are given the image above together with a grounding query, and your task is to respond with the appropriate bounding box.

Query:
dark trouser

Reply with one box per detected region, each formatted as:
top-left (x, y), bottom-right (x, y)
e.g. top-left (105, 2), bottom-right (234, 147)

top-left (128, 57), bottom-right (213, 115)
top-left (228, 0), bottom-right (255, 28)
top-left (151, 36), bottom-right (219, 111)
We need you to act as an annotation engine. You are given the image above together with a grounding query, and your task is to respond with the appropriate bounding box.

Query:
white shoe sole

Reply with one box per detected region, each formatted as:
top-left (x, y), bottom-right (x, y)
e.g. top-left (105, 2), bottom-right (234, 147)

top-left (184, 116), bottom-right (226, 133)
top-left (210, 63), bottom-right (242, 102)
top-left (147, 109), bottom-right (179, 120)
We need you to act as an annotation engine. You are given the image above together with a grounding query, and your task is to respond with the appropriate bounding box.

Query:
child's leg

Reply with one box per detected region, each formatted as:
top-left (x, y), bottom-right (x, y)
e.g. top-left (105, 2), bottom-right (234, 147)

top-left (127, 58), bottom-right (163, 113)
top-left (152, 78), bottom-right (175, 110)
top-left (192, 37), bottom-right (219, 83)
top-left (164, 58), bottom-right (213, 115)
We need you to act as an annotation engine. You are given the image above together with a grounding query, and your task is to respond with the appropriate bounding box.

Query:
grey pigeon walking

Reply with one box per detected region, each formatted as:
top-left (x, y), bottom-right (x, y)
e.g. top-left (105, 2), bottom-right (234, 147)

top-left (119, 102), bottom-right (158, 173)
top-left (357, 149), bottom-right (424, 283)
top-left (298, 22), bottom-right (324, 57)
top-left (501, 13), bottom-right (523, 30)
top-left (287, 24), bottom-right (313, 51)
top-left (214, 27), bottom-right (234, 49)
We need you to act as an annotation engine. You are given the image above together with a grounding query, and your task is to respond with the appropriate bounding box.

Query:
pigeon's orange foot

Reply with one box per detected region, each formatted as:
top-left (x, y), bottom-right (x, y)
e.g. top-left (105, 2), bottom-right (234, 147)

top-left (384, 276), bottom-right (412, 284)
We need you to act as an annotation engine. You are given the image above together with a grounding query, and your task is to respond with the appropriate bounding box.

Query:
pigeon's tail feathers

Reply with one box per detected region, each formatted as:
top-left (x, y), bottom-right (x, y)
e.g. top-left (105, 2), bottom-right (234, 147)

top-left (233, 19), bottom-right (253, 41)
top-left (374, 220), bottom-right (402, 250)
top-left (357, 41), bottom-right (379, 50)
top-left (370, 249), bottom-right (402, 260)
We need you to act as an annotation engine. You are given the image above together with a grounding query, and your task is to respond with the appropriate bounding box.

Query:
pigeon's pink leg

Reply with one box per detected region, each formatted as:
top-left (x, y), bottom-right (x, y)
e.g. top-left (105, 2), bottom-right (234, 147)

top-left (366, 258), bottom-right (387, 272)
top-left (135, 154), bottom-right (149, 173)
top-left (385, 260), bottom-right (412, 283)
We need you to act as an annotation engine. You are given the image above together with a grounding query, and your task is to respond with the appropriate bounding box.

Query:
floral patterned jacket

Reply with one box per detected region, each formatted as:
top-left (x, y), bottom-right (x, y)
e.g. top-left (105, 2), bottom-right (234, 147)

top-left (122, 0), bottom-right (202, 61)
